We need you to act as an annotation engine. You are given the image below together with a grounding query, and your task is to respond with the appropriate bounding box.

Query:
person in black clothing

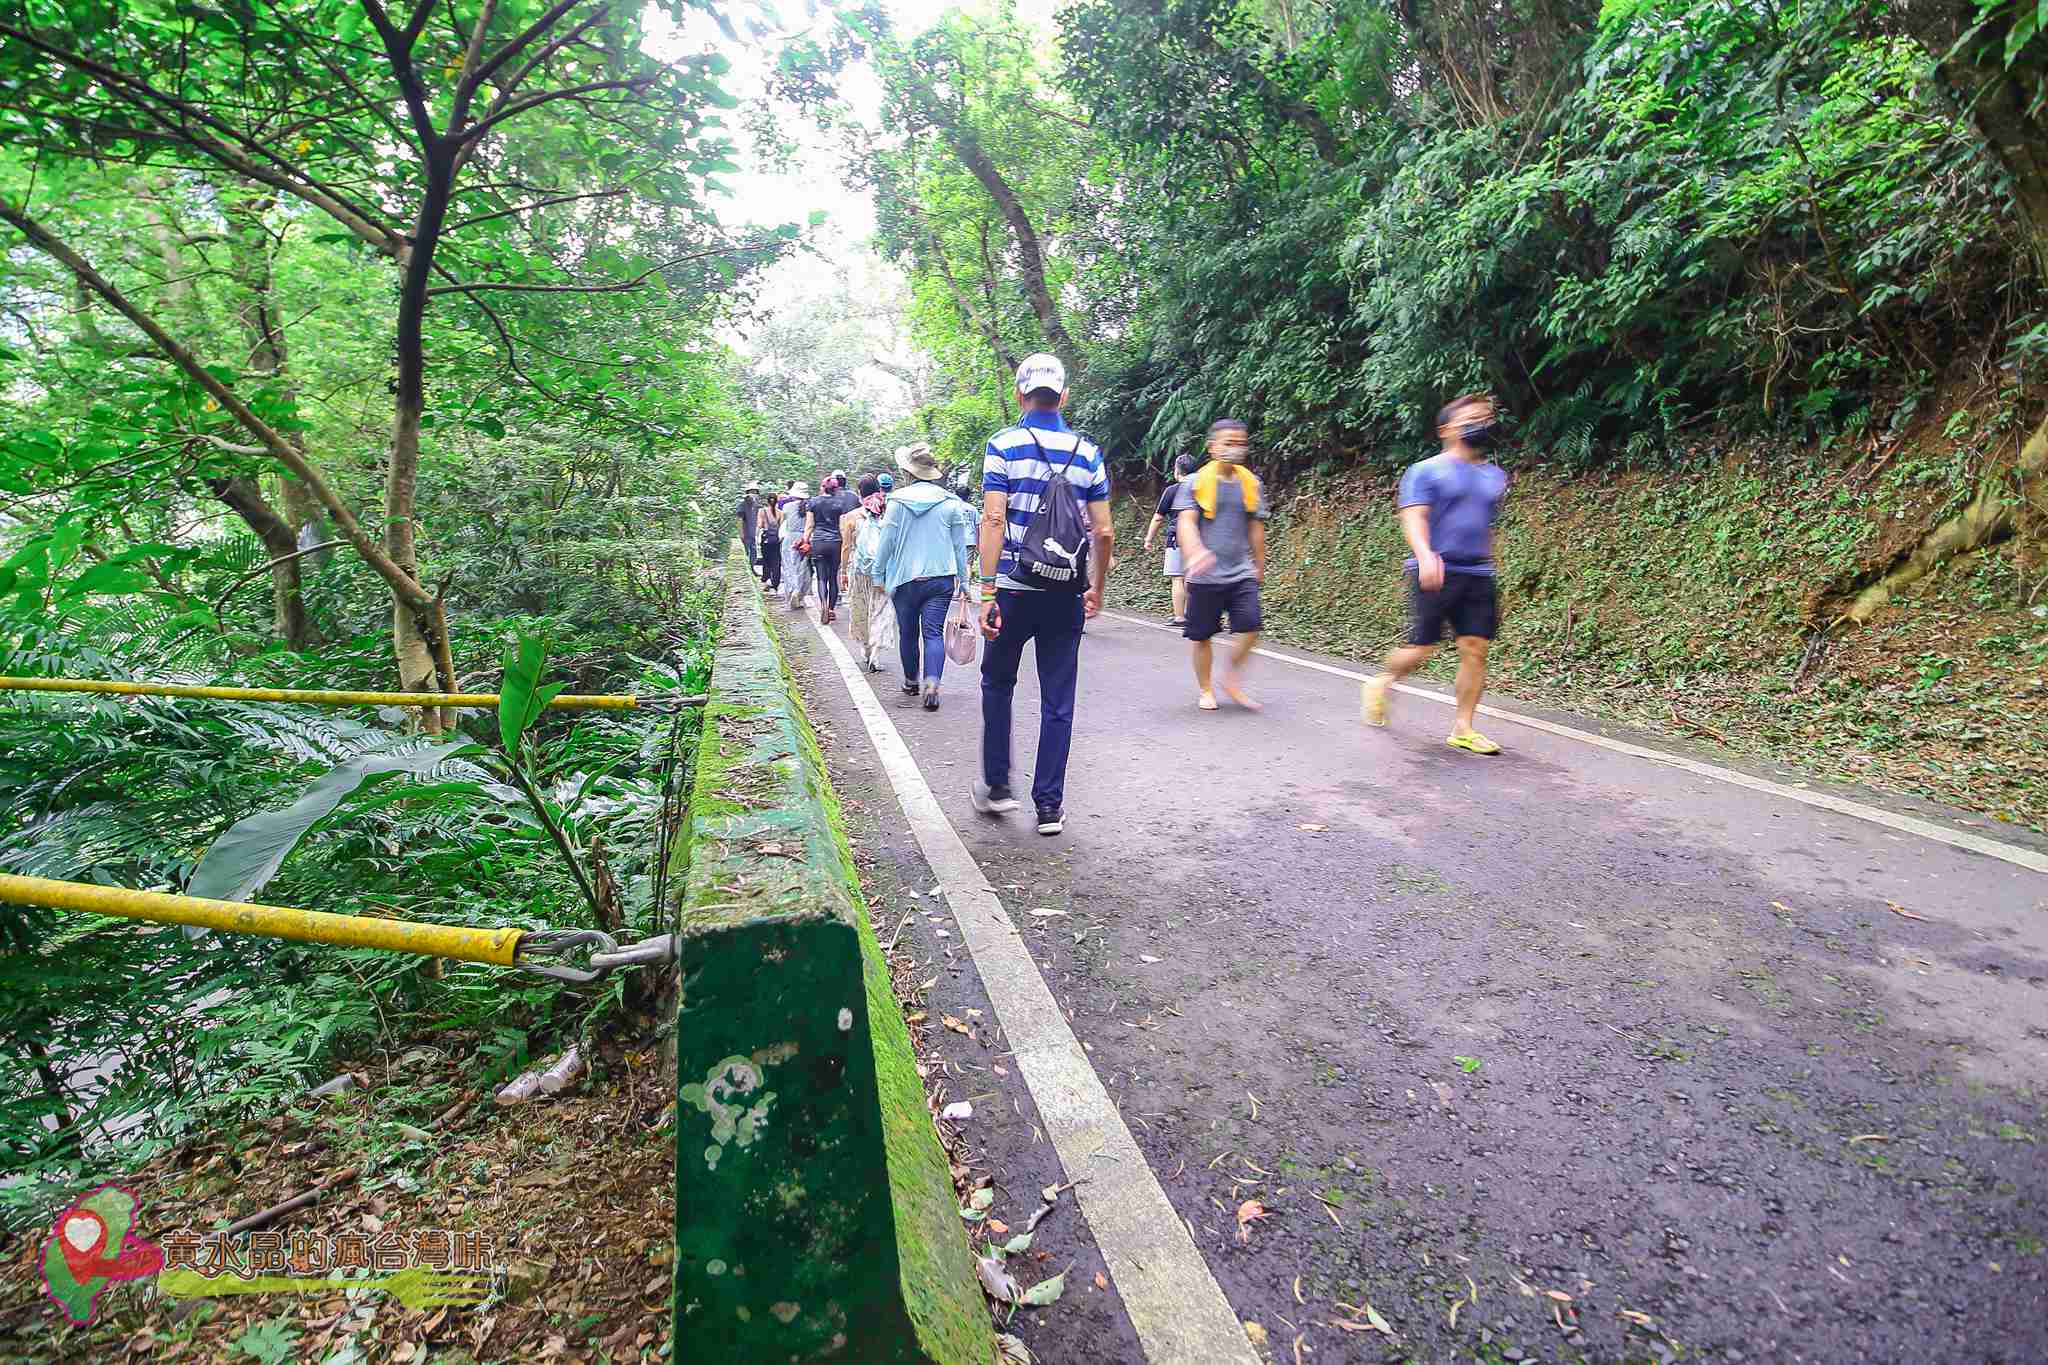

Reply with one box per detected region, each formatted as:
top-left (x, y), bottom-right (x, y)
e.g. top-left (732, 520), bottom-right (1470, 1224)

top-left (1143, 454), bottom-right (1198, 626)
top-left (738, 482), bottom-right (761, 575)
top-left (804, 475), bottom-right (861, 624)
top-left (758, 488), bottom-right (782, 593)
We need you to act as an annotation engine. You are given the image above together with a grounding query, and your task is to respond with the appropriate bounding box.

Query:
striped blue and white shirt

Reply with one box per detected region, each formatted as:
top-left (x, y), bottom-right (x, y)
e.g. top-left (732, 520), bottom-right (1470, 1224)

top-left (983, 411), bottom-right (1111, 591)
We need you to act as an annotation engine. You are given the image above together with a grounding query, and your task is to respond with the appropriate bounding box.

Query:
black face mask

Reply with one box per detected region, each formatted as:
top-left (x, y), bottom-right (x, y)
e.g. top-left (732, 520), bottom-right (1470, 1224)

top-left (1460, 420), bottom-right (1500, 448)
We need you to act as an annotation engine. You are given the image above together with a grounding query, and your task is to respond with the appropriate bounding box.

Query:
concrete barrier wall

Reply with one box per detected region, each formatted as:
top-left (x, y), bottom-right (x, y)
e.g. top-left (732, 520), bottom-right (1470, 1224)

top-left (670, 552), bottom-right (994, 1363)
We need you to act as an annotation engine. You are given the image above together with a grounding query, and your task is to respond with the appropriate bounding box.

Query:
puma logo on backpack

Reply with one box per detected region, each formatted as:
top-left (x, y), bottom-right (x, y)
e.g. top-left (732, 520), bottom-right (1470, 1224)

top-left (1015, 429), bottom-right (1092, 593)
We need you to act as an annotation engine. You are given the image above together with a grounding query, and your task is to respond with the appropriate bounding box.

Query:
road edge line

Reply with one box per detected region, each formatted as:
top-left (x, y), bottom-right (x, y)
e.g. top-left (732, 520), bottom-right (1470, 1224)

top-left (805, 612), bottom-right (1259, 1365)
top-left (1101, 611), bottom-right (2048, 875)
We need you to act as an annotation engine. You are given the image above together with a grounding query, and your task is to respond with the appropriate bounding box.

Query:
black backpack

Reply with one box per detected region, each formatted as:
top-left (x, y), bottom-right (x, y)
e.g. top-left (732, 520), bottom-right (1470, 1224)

top-left (1014, 428), bottom-right (1091, 593)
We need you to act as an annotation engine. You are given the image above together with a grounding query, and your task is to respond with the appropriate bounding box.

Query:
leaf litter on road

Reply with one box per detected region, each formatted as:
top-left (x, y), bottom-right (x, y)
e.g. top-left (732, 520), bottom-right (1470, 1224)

top-left (1235, 1199), bottom-right (1269, 1243)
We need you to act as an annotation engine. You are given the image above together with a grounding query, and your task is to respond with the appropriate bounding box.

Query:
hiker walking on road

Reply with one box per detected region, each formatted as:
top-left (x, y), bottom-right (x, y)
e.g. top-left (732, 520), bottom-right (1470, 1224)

top-left (1143, 453), bottom-right (1199, 626)
top-left (1178, 420), bottom-right (1269, 711)
top-left (738, 482), bottom-right (762, 577)
top-left (841, 476), bottom-right (888, 671)
top-left (970, 354), bottom-right (1114, 836)
top-left (758, 486), bottom-right (783, 594)
top-left (805, 475), bottom-right (860, 625)
top-left (780, 482), bottom-right (810, 607)
top-left (871, 444), bottom-right (975, 709)
top-left (1361, 392), bottom-right (1510, 754)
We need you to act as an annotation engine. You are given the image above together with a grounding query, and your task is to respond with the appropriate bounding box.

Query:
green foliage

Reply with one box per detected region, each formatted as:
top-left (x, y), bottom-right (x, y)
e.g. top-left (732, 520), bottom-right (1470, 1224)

top-left (842, 0), bottom-right (2039, 475)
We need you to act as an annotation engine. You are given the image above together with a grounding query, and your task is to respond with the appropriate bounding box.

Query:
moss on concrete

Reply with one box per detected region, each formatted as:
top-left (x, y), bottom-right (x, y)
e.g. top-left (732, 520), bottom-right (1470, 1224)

top-left (671, 552), bottom-right (994, 1363)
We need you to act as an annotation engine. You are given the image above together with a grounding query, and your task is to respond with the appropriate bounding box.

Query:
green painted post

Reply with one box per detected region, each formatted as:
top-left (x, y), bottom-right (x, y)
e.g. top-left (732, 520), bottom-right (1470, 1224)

top-left (670, 552), bottom-right (995, 1363)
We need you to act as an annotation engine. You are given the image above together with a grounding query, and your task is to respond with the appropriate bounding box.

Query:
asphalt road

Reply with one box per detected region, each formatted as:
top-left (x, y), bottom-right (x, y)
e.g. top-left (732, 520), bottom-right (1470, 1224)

top-left (782, 598), bottom-right (2048, 1365)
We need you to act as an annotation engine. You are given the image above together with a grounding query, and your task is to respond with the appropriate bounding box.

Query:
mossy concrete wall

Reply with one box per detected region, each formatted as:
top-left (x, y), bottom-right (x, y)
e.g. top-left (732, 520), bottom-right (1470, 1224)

top-left (670, 551), bottom-right (994, 1363)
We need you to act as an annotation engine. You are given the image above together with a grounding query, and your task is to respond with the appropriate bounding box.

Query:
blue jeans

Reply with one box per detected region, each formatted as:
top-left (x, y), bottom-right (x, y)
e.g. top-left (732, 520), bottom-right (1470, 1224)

top-left (893, 575), bottom-right (956, 685)
top-left (980, 589), bottom-right (1084, 811)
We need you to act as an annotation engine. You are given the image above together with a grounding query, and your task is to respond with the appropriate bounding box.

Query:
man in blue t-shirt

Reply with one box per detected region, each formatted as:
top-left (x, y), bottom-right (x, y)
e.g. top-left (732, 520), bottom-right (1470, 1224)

top-left (1361, 393), bottom-right (1510, 754)
top-left (968, 353), bottom-right (1113, 837)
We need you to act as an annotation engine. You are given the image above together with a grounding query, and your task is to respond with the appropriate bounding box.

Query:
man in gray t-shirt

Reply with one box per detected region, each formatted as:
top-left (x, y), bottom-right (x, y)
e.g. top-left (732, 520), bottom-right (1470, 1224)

top-left (1175, 418), bottom-right (1270, 711)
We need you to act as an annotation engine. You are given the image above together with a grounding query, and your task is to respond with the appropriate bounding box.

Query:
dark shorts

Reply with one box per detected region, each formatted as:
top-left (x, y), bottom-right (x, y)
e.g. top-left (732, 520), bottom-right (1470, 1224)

top-left (1408, 567), bottom-right (1497, 644)
top-left (1184, 578), bottom-right (1262, 641)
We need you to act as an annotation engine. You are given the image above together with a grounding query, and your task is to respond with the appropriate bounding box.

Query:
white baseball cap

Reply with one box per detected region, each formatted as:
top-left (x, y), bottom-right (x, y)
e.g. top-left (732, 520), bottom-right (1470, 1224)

top-left (1014, 353), bottom-right (1066, 396)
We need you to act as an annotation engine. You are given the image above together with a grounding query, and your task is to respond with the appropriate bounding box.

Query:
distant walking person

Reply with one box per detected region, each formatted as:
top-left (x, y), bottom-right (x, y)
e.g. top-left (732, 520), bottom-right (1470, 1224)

top-left (872, 444), bottom-right (975, 710)
top-left (1143, 453), bottom-right (1199, 626)
top-left (738, 482), bottom-right (762, 576)
top-left (805, 475), bottom-right (860, 625)
top-left (1361, 392), bottom-right (1510, 754)
top-left (780, 482), bottom-right (810, 607)
top-left (840, 476), bottom-right (886, 670)
top-left (970, 354), bottom-right (1113, 836)
top-left (1177, 420), bottom-right (1268, 711)
top-left (758, 488), bottom-right (782, 593)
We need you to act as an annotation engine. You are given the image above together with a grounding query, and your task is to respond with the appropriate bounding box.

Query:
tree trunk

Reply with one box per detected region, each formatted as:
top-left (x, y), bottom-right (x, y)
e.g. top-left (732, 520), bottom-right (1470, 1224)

top-left (943, 128), bottom-right (1083, 370)
top-left (1836, 2), bottom-right (2048, 623)
top-left (1898, 1), bottom-right (2048, 282)
top-left (222, 189), bottom-right (323, 649)
top-left (208, 475), bottom-right (315, 648)
top-left (389, 151), bottom-right (459, 732)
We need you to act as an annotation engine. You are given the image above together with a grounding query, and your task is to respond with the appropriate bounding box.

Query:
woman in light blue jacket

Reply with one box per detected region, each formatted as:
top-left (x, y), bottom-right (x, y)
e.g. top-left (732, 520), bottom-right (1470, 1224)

top-left (871, 443), bottom-right (975, 711)
top-left (779, 482), bottom-right (810, 607)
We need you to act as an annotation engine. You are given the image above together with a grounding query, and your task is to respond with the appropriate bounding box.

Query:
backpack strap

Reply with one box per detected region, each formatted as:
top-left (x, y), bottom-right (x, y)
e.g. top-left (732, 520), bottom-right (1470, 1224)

top-left (1021, 424), bottom-right (1084, 481)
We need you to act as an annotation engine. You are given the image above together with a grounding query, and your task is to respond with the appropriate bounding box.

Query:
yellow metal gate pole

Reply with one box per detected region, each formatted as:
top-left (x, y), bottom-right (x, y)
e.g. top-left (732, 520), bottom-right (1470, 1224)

top-left (0, 873), bottom-right (523, 967)
top-left (0, 677), bottom-right (636, 710)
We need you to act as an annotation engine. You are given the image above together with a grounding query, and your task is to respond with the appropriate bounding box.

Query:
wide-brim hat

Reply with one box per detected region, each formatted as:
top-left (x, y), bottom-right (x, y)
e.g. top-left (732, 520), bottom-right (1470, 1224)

top-left (789, 482), bottom-right (810, 497)
top-left (894, 443), bottom-right (943, 481)
top-left (744, 482), bottom-right (761, 492)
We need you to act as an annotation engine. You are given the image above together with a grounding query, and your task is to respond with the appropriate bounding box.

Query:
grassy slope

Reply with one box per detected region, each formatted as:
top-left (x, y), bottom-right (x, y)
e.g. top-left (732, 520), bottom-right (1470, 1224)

top-left (1109, 436), bottom-right (2045, 830)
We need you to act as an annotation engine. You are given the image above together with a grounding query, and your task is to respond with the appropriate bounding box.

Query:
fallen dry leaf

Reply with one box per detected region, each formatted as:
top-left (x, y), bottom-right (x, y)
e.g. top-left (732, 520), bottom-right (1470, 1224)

top-left (1298, 823), bottom-right (1328, 832)
top-left (1235, 1200), bottom-right (1269, 1243)
top-left (988, 1219), bottom-right (1009, 1236)
top-left (1847, 1133), bottom-right (1891, 1145)
top-left (1094, 1272), bottom-right (1109, 1290)
top-left (1618, 1309), bottom-right (1655, 1327)
top-left (1546, 1289), bottom-right (1575, 1303)
top-left (1327, 1318), bottom-right (1371, 1333)
top-left (1138, 954), bottom-right (1162, 964)
top-left (1448, 1300), bottom-right (1461, 1328)
top-left (1243, 1322), bottom-right (1268, 1347)
top-left (1365, 1303), bottom-right (1394, 1336)
top-left (1887, 901), bottom-right (1930, 922)
top-left (1293, 1275), bottom-right (1303, 1305)
top-left (941, 1015), bottom-right (971, 1035)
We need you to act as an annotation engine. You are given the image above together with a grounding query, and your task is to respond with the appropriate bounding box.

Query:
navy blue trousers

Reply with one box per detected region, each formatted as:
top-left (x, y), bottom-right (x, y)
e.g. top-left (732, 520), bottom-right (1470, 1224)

top-left (980, 588), bottom-right (1084, 811)
top-left (892, 575), bottom-right (956, 685)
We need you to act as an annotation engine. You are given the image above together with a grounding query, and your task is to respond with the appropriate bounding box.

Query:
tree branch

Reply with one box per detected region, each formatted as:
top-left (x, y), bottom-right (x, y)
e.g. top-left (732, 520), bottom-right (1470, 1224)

top-left (466, 0), bottom-right (590, 97)
top-left (446, 0), bottom-right (500, 132)
top-left (457, 78), bottom-right (654, 144)
top-left (445, 186), bottom-right (632, 232)
top-left (423, 243), bottom-right (778, 297)
top-left (0, 200), bottom-right (433, 613)
top-left (0, 24), bottom-right (405, 255)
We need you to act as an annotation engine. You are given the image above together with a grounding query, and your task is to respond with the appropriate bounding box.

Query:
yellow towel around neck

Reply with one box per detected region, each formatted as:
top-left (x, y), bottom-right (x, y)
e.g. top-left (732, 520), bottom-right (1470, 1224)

top-left (1191, 460), bottom-right (1260, 518)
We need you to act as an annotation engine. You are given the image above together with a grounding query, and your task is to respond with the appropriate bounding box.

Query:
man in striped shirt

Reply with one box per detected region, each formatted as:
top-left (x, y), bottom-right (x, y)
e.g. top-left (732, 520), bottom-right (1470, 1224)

top-left (969, 353), bottom-right (1114, 836)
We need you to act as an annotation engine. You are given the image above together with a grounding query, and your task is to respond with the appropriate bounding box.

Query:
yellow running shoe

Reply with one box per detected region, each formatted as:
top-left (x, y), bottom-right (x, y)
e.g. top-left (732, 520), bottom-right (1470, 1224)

top-left (1360, 676), bottom-right (1390, 727)
top-left (1446, 730), bottom-right (1501, 755)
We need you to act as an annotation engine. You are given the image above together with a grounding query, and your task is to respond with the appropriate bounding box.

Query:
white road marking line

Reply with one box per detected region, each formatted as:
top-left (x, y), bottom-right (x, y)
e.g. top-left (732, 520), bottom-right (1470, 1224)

top-left (1102, 611), bottom-right (2048, 875)
top-left (805, 611), bottom-right (1257, 1365)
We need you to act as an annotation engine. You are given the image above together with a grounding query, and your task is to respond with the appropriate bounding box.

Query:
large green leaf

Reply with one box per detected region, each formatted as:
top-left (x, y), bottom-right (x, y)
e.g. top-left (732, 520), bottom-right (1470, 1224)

top-left (497, 637), bottom-right (564, 758)
top-left (186, 745), bottom-right (460, 904)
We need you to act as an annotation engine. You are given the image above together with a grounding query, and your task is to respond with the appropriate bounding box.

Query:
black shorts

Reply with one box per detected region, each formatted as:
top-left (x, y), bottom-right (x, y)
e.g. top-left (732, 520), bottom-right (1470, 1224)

top-left (1184, 578), bottom-right (1262, 641)
top-left (1408, 567), bottom-right (1497, 644)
